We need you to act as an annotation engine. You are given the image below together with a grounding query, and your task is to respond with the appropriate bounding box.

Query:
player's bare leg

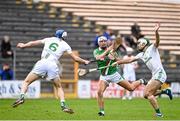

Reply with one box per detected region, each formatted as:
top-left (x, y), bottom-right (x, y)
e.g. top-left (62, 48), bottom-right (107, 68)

top-left (122, 89), bottom-right (127, 100)
top-left (128, 91), bottom-right (133, 100)
top-left (97, 80), bottom-right (108, 116)
top-left (144, 80), bottom-right (163, 117)
top-left (12, 72), bottom-right (39, 108)
top-left (53, 78), bottom-right (74, 114)
top-left (122, 89), bottom-right (133, 100)
top-left (117, 79), bottom-right (144, 92)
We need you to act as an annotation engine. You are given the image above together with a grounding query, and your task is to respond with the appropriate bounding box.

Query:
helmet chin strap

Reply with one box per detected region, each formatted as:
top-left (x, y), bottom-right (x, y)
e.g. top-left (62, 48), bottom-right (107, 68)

top-left (58, 36), bottom-right (66, 41)
top-left (62, 37), bottom-right (66, 41)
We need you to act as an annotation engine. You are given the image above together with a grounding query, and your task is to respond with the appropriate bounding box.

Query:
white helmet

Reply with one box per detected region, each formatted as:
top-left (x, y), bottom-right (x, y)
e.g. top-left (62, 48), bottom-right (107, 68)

top-left (137, 38), bottom-right (150, 51)
top-left (137, 38), bottom-right (149, 46)
top-left (98, 36), bottom-right (107, 44)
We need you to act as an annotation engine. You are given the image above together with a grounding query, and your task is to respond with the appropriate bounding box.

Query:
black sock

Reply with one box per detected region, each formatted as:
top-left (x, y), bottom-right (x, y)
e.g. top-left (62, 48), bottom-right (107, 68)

top-left (161, 89), bottom-right (167, 94)
top-left (155, 108), bottom-right (161, 114)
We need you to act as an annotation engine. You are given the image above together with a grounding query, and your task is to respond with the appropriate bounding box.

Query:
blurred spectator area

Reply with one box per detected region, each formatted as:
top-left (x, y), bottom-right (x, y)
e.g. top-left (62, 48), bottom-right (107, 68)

top-left (0, 0), bottom-right (180, 82)
top-left (0, 0), bottom-right (96, 80)
top-left (37, 0), bottom-right (180, 81)
top-left (39, 0), bottom-right (180, 55)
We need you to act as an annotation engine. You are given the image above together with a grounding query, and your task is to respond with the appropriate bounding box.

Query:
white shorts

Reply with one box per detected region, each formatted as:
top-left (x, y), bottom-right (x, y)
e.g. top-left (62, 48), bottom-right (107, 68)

top-left (100, 72), bottom-right (124, 84)
top-left (57, 61), bottom-right (63, 76)
top-left (151, 69), bottom-right (167, 83)
top-left (31, 59), bottom-right (60, 80)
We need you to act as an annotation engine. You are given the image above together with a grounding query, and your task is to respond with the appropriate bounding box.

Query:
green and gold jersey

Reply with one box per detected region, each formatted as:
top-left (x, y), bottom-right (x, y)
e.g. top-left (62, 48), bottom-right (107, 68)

top-left (93, 48), bottom-right (117, 75)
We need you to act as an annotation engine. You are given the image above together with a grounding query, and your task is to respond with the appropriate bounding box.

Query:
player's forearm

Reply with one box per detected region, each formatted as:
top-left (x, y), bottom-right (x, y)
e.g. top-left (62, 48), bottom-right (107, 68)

top-left (116, 59), bottom-right (131, 64)
top-left (73, 56), bottom-right (87, 64)
top-left (20, 41), bottom-right (41, 48)
top-left (99, 45), bottom-right (115, 59)
top-left (155, 31), bottom-right (160, 47)
top-left (116, 57), bottom-right (137, 65)
top-left (100, 49), bottom-right (110, 58)
top-left (23, 41), bottom-right (36, 48)
top-left (154, 22), bottom-right (160, 47)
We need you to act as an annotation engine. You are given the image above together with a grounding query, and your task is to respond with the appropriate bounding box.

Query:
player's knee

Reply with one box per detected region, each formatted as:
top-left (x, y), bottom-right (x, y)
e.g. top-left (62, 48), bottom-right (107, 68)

top-left (55, 83), bottom-right (62, 88)
top-left (24, 79), bottom-right (31, 84)
top-left (128, 88), bottom-right (134, 91)
top-left (144, 92), bottom-right (150, 99)
top-left (97, 90), bottom-right (103, 97)
top-left (144, 95), bottom-right (148, 99)
top-left (55, 84), bottom-right (60, 88)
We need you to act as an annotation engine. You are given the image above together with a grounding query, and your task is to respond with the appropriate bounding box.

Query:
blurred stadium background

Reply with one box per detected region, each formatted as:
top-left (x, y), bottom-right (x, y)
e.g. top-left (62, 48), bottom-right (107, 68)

top-left (0, 0), bottom-right (180, 119)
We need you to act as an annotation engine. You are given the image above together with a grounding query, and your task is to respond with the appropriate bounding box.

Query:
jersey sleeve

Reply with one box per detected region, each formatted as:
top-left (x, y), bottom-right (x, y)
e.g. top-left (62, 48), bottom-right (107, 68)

top-left (151, 44), bottom-right (157, 51)
top-left (132, 55), bottom-right (138, 65)
top-left (65, 42), bottom-right (72, 54)
top-left (135, 53), bottom-right (142, 59)
top-left (41, 38), bottom-right (49, 44)
top-left (93, 49), bottom-right (98, 58)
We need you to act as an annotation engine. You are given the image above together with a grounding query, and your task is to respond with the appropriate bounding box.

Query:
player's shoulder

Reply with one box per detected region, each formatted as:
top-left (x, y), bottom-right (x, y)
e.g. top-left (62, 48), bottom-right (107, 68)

top-left (42, 37), bottom-right (57, 42)
top-left (61, 40), bottom-right (70, 46)
top-left (148, 43), bottom-right (155, 48)
top-left (147, 43), bottom-right (157, 51)
top-left (48, 37), bottom-right (56, 39)
top-left (93, 48), bottom-right (99, 56)
top-left (136, 52), bottom-right (143, 58)
top-left (93, 48), bottom-right (100, 53)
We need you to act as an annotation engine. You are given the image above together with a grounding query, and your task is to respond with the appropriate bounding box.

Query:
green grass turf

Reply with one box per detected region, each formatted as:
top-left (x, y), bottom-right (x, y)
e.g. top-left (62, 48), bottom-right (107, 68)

top-left (0, 98), bottom-right (179, 120)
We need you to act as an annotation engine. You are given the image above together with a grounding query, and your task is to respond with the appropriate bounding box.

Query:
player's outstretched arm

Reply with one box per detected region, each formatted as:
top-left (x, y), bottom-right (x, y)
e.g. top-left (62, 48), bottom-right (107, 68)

top-left (95, 38), bottom-right (121, 60)
top-left (154, 22), bottom-right (160, 48)
top-left (95, 45), bottom-right (114, 60)
top-left (70, 52), bottom-right (90, 65)
top-left (112, 56), bottom-right (138, 66)
top-left (17, 40), bottom-right (43, 48)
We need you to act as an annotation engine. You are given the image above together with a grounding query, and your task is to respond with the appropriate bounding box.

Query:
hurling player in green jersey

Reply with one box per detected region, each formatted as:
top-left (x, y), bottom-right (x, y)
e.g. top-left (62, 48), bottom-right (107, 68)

top-left (93, 36), bottom-right (146, 116)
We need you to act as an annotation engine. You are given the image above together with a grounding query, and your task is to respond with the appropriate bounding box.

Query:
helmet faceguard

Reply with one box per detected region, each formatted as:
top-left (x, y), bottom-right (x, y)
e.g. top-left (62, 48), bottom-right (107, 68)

top-left (98, 36), bottom-right (107, 44)
top-left (98, 36), bottom-right (108, 49)
top-left (137, 38), bottom-right (150, 51)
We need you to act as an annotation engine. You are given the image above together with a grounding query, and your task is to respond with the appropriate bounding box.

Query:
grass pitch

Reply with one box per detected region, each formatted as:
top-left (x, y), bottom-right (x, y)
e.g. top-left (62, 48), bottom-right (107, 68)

top-left (0, 98), bottom-right (179, 120)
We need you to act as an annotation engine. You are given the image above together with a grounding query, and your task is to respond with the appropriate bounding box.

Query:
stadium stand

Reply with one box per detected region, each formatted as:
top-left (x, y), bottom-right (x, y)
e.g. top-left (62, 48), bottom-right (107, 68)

top-left (0, 0), bottom-right (180, 83)
top-left (0, 0), bottom-right (96, 80)
top-left (38, 0), bottom-right (180, 82)
top-left (41, 0), bottom-right (180, 54)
